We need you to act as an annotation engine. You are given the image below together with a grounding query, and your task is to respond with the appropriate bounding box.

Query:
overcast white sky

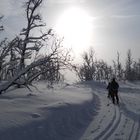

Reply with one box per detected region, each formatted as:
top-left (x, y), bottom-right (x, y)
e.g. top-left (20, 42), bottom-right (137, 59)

top-left (0, 0), bottom-right (140, 64)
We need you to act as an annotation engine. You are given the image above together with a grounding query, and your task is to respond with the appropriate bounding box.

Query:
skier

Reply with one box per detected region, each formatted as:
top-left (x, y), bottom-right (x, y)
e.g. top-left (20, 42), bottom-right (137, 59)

top-left (110, 78), bottom-right (119, 104)
top-left (106, 82), bottom-right (112, 98)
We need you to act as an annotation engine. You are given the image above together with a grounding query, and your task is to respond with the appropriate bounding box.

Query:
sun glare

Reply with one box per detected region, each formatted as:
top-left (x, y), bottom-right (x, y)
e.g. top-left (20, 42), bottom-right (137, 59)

top-left (54, 7), bottom-right (93, 53)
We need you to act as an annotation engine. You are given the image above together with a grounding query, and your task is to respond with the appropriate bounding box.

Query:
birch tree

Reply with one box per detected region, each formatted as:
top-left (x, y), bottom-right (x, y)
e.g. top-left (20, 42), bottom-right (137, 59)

top-left (0, 16), bottom-right (4, 32)
top-left (0, 0), bottom-right (72, 94)
top-left (19, 0), bottom-right (50, 70)
top-left (125, 49), bottom-right (133, 80)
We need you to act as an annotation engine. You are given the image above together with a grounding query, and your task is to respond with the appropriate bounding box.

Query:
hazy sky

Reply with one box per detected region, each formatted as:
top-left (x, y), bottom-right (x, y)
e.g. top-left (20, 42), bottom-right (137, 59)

top-left (0, 0), bottom-right (140, 64)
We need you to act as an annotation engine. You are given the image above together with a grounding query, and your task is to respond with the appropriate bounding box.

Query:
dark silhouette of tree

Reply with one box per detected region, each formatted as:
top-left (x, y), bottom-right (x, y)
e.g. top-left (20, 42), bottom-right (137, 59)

top-left (19, 0), bottom-right (48, 70)
top-left (112, 52), bottom-right (124, 80)
top-left (75, 48), bottom-right (96, 81)
top-left (0, 39), bottom-right (11, 80)
top-left (0, 0), bottom-right (72, 94)
top-left (125, 49), bottom-right (133, 80)
top-left (137, 59), bottom-right (140, 80)
top-left (0, 16), bottom-right (4, 32)
top-left (74, 47), bottom-right (113, 81)
top-left (95, 60), bottom-right (112, 81)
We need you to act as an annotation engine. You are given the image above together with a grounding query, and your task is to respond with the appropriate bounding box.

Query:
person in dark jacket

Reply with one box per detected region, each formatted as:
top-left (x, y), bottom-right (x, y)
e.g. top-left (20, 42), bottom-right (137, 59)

top-left (107, 82), bottom-right (112, 98)
top-left (110, 78), bottom-right (119, 104)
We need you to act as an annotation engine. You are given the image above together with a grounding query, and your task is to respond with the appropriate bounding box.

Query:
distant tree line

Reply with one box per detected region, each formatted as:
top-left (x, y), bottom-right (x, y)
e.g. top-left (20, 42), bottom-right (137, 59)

top-left (74, 48), bottom-right (140, 81)
top-left (0, 0), bottom-right (72, 94)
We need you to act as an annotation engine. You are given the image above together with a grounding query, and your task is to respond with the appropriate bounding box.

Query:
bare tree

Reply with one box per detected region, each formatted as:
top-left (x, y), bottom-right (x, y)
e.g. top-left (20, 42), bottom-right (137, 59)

top-left (0, 39), bottom-right (10, 80)
top-left (0, 0), bottom-right (72, 94)
top-left (19, 0), bottom-right (51, 70)
top-left (112, 52), bottom-right (123, 80)
top-left (75, 48), bottom-right (116, 81)
top-left (95, 60), bottom-right (112, 81)
top-left (75, 48), bottom-right (96, 81)
top-left (4, 37), bottom-right (21, 79)
top-left (125, 49), bottom-right (133, 80)
top-left (116, 52), bottom-right (122, 80)
top-left (0, 16), bottom-right (4, 32)
top-left (130, 59), bottom-right (140, 80)
top-left (137, 59), bottom-right (140, 80)
top-left (0, 36), bottom-right (72, 94)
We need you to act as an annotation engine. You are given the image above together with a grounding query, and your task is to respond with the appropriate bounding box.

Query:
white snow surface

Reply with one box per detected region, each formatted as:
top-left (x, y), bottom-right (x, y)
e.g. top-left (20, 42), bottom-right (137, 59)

top-left (0, 81), bottom-right (140, 140)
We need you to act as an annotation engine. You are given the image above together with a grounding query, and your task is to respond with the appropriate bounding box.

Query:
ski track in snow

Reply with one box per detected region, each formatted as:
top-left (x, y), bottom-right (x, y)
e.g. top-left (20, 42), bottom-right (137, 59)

top-left (0, 81), bottom-right (140, 140)
top-left (80, 82), bottom-right (140, 140)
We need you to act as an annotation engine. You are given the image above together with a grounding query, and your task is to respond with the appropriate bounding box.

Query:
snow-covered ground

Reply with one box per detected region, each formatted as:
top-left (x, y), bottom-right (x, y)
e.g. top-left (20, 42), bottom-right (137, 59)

top-left (0, 81), bottom-right (140, 140)
top-left (80, 81), bottom-right (140, 140)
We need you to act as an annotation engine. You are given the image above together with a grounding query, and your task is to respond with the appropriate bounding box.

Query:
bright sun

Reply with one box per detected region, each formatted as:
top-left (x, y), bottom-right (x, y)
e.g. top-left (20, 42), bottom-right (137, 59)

top-left (54, 7), bottom-right (93, 53)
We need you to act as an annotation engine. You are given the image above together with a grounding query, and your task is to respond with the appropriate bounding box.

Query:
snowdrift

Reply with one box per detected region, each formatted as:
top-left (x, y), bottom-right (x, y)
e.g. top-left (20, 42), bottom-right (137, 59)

top-left (0, 82), bottom-right (98, 140)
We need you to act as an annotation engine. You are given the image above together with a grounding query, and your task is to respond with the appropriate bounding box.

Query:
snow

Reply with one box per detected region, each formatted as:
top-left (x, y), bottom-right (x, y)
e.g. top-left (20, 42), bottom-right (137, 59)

top-left (80, 81), bottom-right (140, 140)
top-left (0, 81), bottom-right (140, 140)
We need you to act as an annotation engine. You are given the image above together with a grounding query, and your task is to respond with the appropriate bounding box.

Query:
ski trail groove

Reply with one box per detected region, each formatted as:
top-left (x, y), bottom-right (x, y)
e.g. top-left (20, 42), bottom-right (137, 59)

top-left (82, 83), bottom-right (140, 140)
top-left (102, 107), bottom-right (122, 140)
top-left (93, 106), bottom-right (116, 140)
top-left (92, 89), bottom-right (122, 140)
top-left (135, 118), bottom-right (140, 140)
top-left (128, 121), bottom-right (135, 140)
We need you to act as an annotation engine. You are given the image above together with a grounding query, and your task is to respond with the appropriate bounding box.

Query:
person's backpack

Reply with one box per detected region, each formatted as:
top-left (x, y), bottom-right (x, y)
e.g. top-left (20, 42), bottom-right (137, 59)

top-left (111, 81), bottom-right (119, 91)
